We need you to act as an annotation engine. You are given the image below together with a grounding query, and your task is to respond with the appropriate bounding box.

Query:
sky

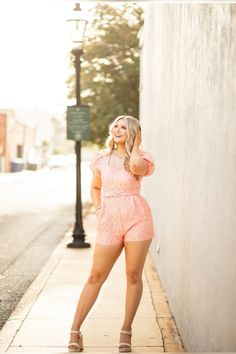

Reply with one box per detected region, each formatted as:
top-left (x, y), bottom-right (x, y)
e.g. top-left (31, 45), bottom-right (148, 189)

top-left (0, 1), bottom-right (95, 114)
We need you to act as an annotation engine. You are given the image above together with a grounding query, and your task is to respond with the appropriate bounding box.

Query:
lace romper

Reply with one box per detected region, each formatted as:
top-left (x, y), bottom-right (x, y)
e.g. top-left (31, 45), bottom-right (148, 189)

top-left (89, 150), bottom-right (155, 245)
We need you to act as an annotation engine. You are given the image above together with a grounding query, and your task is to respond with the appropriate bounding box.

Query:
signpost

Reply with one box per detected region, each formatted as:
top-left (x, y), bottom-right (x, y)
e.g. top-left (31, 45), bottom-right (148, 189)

top-left (66, 7), bottom-right (90, 248)
top-left (66, 105), bottom-right (90, 141)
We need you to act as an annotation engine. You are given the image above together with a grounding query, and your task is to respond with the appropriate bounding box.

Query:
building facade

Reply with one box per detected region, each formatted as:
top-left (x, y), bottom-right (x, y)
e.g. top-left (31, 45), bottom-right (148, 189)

top-left (0, 110), bottom-right (35, 172)
top-left (140, 4), bottom-right (236, 351)
top-left (0, 108), bottom-right (57, 172)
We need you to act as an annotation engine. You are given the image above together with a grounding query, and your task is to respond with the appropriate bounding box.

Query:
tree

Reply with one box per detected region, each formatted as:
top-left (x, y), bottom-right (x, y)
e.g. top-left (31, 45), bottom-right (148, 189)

top-left (67, 3), bottom-right (143, 145)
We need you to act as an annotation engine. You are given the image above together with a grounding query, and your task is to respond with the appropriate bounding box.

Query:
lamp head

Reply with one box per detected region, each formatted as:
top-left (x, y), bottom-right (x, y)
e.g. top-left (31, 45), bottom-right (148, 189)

top-left (67, 3), bottom-right (87, 47)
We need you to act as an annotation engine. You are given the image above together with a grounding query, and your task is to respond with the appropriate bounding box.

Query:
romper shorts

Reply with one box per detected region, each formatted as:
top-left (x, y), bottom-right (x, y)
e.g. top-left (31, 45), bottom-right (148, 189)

top-left (96, 190), bottom-right (155, 245)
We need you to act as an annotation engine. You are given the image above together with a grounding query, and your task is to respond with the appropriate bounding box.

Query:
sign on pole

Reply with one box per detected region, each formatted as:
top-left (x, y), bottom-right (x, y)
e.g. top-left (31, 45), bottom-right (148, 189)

top-left (66, 105), bottom-right (90, 141)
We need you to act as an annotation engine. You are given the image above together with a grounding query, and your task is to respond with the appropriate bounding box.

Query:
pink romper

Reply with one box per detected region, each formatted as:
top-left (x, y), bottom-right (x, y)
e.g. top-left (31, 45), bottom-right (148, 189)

top-left (89, 150), bottom-right (155, 245)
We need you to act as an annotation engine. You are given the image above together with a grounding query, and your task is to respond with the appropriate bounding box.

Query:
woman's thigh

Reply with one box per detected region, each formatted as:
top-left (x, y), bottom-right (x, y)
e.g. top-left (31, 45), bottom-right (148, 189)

top-left (89, 243), bottom-right (124, 281)
top-left (124, 239), bottom-right (152, 277)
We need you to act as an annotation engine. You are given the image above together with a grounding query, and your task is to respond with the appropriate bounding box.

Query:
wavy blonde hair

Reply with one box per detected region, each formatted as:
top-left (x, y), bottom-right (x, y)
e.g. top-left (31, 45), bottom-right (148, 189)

top-left (104, 115), bottom-right (142, 175)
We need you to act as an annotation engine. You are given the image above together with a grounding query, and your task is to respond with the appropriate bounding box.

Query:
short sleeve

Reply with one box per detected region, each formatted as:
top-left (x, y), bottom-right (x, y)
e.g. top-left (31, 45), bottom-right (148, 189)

top-left (89, 152), bottom-right (102, 176)
top-left (140, 151), bottom-right (155, 177)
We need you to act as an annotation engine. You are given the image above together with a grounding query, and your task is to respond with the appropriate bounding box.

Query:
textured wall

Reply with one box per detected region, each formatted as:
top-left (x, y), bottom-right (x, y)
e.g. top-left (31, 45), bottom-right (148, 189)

top-left (140, 4), bottom-right (236, 351)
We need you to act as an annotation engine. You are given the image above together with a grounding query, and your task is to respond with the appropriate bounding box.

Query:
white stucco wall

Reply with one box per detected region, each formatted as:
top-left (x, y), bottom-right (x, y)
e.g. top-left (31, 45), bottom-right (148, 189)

top-left (140, 4), bottom-right (236, 351)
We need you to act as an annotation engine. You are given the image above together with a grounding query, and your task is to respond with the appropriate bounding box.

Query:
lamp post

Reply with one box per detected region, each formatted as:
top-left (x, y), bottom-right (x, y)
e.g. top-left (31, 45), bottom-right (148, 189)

top-left (67, 3), bottom-right (90, 248)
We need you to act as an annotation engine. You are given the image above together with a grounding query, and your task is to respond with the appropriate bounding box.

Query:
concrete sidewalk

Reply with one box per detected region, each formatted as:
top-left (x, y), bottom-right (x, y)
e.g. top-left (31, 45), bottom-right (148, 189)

top-left (0, 211), bottom-right (184, 353)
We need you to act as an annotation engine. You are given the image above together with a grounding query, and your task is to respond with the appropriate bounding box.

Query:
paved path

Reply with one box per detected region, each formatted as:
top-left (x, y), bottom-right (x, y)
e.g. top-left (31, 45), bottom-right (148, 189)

top-left (0, 211), bottom-right (184, 353)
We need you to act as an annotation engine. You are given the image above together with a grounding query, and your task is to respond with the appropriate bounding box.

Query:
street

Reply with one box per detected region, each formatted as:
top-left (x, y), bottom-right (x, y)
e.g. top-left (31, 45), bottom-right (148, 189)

top-left (0, 156), bottom-right (93, 330)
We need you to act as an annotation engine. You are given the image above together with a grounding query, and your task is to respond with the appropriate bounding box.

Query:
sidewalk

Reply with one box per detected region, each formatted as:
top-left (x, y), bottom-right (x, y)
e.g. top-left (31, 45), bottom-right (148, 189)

top-left (0, 210), bottom-right (184, 353)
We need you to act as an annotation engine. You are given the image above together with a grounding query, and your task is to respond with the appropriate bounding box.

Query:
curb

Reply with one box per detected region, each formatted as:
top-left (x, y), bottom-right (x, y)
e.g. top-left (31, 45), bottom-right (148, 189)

top-left (0, 204), bottom-right (92, 352)
top-left (145, 254), bottom-right (185, 352)
top-left (0, 231), bottom-right (69, 352)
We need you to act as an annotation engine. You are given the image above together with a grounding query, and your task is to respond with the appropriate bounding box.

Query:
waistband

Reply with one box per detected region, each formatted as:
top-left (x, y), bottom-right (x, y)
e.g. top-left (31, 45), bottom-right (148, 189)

top-left (102, 189), bottom-right (140, 198)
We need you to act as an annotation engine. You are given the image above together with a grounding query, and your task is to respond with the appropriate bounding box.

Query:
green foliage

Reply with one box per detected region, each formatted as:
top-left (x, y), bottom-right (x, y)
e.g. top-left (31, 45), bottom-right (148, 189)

top-left (66, 3), bottom-right (143, 146)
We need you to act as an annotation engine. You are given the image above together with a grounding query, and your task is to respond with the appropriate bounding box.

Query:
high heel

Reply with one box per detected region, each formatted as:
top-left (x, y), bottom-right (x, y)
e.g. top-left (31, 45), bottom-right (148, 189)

top-left (68, 330), bottom-right (84, 352)
top-left (119, 329), bottom-right (132, 353)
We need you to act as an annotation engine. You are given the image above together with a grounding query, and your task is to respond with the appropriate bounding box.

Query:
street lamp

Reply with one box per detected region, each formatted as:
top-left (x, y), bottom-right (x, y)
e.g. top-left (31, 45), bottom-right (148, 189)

top-left (67, 3), bottom-right (90, 248)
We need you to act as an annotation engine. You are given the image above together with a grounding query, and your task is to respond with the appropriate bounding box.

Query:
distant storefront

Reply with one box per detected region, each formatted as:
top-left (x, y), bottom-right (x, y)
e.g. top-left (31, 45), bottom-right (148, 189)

top-left (0, 109), bottom-right (35, 172)
top-left (0, 107), bottom-right (67, 172)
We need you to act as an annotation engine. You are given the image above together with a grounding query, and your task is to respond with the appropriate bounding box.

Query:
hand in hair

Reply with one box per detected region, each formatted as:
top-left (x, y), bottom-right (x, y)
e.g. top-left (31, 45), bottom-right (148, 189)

top-left (133, 129), bottom-right (142, 148)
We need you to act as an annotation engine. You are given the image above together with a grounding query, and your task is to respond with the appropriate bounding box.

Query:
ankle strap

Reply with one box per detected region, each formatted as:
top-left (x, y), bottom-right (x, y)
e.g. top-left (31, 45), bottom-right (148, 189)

top-left (120, 330), bottom-right (132, 335)
top-left (71, 330), bottom-right (81, 335)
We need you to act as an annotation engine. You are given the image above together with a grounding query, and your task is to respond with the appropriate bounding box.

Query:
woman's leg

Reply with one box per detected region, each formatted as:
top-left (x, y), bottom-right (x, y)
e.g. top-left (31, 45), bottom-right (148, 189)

top-left (69, 243), bottom-right (123, 346)
top-left (120, 239), bottom-right (152, 345)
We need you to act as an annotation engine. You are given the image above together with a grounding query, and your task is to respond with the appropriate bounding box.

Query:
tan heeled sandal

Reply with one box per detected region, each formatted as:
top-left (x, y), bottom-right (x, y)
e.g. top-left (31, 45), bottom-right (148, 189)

top-left (68, 330), bottom-right (84, 352)
top-left (119, 329), bottom-right (132, 353)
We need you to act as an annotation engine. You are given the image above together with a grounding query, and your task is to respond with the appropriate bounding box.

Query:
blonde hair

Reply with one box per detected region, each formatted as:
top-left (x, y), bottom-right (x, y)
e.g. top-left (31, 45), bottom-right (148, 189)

top-left (104, 115), bottom-right (142, 176)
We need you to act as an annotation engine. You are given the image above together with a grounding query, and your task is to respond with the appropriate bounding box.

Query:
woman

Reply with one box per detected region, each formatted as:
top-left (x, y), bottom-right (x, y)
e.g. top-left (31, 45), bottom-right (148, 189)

top-left (68, 115), bottom-right (155, 353)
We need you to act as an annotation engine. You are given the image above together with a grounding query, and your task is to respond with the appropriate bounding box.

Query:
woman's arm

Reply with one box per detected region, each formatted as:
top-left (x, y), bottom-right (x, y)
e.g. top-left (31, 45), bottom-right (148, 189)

top-left (129, 130), bottom-right (148, 176)
top-left (90, 174), bottom-right (102, 212)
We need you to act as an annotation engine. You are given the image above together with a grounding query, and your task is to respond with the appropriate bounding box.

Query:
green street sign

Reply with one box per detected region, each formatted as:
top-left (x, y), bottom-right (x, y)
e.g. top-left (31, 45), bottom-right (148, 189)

top-left (66, 105), bottom-right (90, 141)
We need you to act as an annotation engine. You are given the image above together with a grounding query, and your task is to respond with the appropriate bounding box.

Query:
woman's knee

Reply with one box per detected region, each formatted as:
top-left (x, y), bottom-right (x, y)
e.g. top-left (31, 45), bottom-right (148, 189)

top-left (126, 269), bottom-right (142, 284)
top-left (87, 270), bottom-right (107, 285)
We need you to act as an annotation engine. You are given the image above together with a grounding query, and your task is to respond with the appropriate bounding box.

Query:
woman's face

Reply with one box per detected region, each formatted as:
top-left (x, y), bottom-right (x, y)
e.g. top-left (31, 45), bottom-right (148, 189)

top-left (112, 119), bottom-right (128, 144)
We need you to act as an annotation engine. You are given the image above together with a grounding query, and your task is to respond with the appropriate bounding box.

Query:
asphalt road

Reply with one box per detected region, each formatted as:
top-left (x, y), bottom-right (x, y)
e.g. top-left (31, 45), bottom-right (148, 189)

top-left (0, 158), bottom-right (92, 330)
